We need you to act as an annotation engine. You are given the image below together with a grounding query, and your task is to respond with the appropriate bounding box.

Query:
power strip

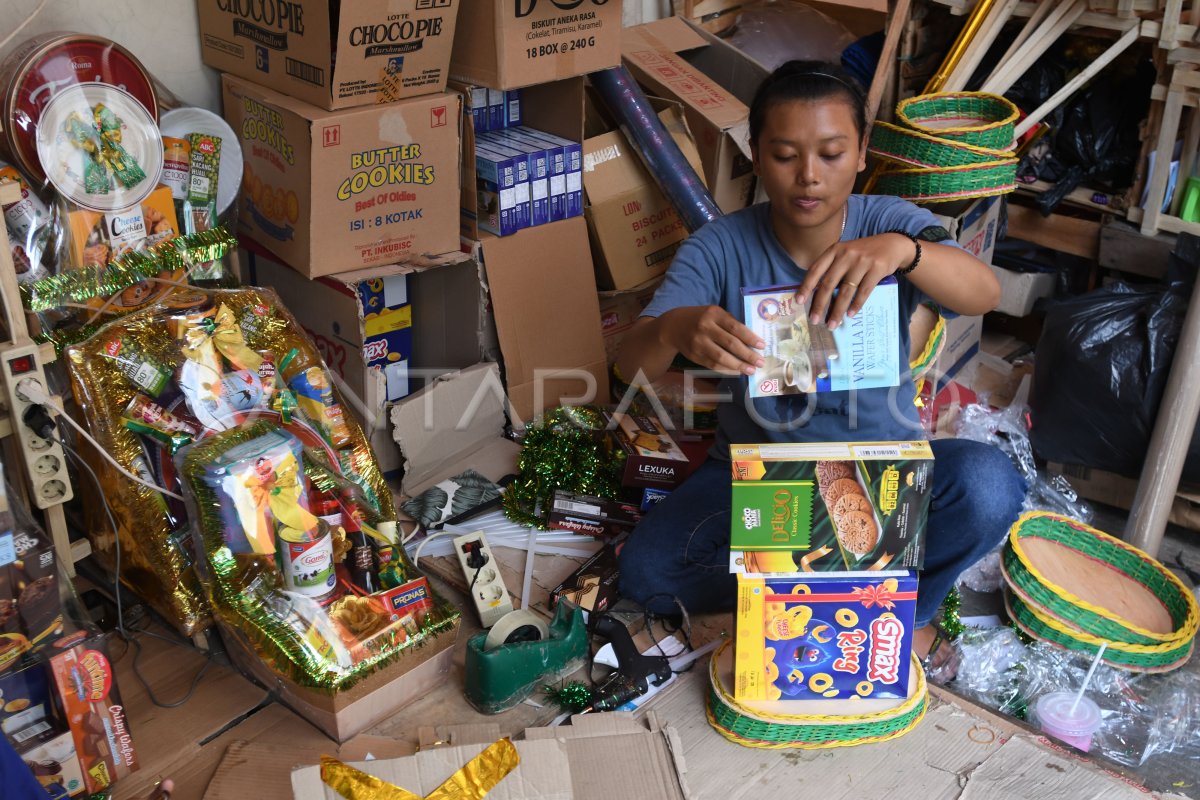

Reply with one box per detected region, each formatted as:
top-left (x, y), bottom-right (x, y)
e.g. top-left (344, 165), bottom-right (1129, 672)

top-left (453, 530), bottom-right (513, 628)
top-left (0, 344), bottom-right (73, 508)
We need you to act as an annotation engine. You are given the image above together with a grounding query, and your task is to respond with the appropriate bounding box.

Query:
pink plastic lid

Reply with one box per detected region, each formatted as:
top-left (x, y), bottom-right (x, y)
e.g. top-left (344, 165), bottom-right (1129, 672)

top-left (1035, 691), bottom-right (1103, 736)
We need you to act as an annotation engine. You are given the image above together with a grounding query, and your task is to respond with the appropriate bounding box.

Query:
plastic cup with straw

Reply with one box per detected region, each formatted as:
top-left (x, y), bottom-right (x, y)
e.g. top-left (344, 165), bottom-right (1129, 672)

top-left (1033, 642), bottom-right (1107, 752)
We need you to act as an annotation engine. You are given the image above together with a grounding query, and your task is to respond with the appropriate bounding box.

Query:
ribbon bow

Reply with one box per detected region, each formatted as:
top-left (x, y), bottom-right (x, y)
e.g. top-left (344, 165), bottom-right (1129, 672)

top-left (241, 452), bottom-right (320, 551)
top-left (321, 738), bottom-right (519, 800)
top-left (183, 304), bottom-right (263, 373)
top-left (852, 578), bottom-right (900, 610)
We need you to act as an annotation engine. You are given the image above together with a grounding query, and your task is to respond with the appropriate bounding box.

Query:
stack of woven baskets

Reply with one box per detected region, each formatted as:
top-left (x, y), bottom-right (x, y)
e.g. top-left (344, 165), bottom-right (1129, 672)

top-left (869, 92), bottom-right (1019, 203)
top-left (705, 641), bottom-right (929, 749)
top-left (1001, 511), bottom-right (1200, 672)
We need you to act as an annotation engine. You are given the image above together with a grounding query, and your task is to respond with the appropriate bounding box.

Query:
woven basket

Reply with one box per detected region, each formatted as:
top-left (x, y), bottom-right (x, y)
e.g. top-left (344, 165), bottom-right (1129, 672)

top-left (874, 160), bottom-right (1018, 203)
top-left (1004, 512), bottom-right (1199, 647)
top-left (895, 93), bottom-right (1020, 150)
top-left (870, 121), bottom-right (1014, 169)
top-left (705, 641), bottom-right (928, 748)
top-left (1005, 591), bottom-right (1195, 673)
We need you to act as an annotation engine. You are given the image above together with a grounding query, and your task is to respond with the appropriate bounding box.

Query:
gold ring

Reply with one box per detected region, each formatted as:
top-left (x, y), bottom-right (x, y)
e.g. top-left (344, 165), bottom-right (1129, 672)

top-left (843, 281), bottom-right (859, 289)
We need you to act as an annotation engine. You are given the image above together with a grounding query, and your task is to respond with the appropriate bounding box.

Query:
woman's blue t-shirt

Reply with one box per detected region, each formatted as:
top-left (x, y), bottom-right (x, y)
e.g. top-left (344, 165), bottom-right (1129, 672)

top-left (640, 195), bottom-right (956, 455)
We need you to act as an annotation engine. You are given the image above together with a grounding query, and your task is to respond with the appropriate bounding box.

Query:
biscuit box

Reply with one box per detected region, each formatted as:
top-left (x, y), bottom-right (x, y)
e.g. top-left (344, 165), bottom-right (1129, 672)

top-left (742, 280), bottom-right (901, 398)
top-left (1, 507), bottom-right (65, 663)
top-left (728, 441), bottom-right (933, 573)
top-left (734, 571), bottom-right (917, 702)
top-left (604, 410), bottom-right (689, 490)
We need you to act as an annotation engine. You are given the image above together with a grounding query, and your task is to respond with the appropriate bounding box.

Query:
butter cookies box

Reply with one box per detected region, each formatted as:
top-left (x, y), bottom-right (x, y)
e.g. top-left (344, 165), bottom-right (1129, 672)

top-left (729, 441), bottom-right (933, 573)
top-left (223, 74), bottom-right (460, 278)
top-left (198, 0), bottom-right (461, 111)
top-left (735, 572), bottom-right (917, 702)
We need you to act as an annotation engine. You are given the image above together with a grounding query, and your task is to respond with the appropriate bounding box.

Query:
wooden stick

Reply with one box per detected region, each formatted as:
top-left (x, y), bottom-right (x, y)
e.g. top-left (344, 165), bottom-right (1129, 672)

top-left (866, 0), bottom-right (914, 129)
top-left (986, 0), bottom-right (1053, 83)
top-left (982, 0), bottom-right (1087, 96)
top-left (1162, 0), bottom-right (1184, 49)
top-left (1140, 87), bottom-right (1185, 235)
top-left (1013, 22), bottom-right (1141, 138)
top-left (1116, 0), bottom-right (1135, 18)
top-left (1170, 83), bottom-right (1199, 217)
top-left (943, 0), bottom-right (1022, 92)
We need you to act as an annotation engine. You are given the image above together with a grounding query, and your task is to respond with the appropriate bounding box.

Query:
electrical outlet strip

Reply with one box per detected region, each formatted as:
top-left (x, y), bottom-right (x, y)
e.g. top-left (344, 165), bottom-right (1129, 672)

top-left (0, 344), bottom-right (73, 508)
top-left (453, 530), bottom-right (514, 628)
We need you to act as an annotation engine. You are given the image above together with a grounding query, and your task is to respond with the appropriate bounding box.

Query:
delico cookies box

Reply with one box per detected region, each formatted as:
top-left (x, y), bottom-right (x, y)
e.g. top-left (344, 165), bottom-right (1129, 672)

top-left (223, 74), bottom-right (460, 277)
top-left (605, 411), bottom-right (689, 489)
top-left (47, 632), bottom-right (138, 793)
top-left (735, 572), bottom-right (916, 702)
top-left (198, 0), bottom-right (461, 111)
top-left (728, 441), bottom-right (933, 573)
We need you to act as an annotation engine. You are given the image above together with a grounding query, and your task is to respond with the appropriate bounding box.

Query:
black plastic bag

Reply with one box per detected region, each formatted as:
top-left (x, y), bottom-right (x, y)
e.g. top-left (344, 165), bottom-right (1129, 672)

top-left (1030, 236), bottom-right (1200, 481)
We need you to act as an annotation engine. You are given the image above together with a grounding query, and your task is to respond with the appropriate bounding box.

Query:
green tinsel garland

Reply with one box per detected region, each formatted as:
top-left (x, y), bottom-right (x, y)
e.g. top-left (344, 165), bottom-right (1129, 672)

top-left (543, 681), bottom-right (594, 713)
top-left (941, 586), bottom-right (964, 639)
top-left (501, 406), bottom-right (624, 529)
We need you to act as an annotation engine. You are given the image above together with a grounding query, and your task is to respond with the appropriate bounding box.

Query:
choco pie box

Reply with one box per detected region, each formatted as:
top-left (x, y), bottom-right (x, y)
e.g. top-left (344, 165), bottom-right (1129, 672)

top-left (728, 441), bottom-right (933, 574)
top-left (735, 572), bottom-right (917, 701)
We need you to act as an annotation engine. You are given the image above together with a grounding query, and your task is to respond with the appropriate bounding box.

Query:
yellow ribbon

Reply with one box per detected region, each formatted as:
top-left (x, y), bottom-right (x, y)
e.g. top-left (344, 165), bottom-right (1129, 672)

top-left (243, 451), bottom-right (321, 540)
top-left (321, 738), bottom-right (520, 800)
top-left (183, 304), bottom-right (263, 372)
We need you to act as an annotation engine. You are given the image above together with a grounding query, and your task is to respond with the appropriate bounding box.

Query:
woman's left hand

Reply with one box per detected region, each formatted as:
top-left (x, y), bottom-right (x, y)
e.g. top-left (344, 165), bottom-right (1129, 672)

top-left (797, 233), bottom-right (915, 330)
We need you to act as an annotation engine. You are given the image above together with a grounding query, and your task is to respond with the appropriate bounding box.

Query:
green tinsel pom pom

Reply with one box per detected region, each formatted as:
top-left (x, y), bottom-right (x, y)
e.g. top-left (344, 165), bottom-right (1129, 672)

top-left (502, 406), bottom-right (624, 529)
top-left (940, 586), bottom-right (965, 639)
top-left (544, 681), bottom-right (594, 713)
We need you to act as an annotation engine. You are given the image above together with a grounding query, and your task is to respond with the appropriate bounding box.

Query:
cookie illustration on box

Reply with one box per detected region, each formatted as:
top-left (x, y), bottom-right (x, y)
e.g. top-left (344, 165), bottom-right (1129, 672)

top-left (730, 442), bottom-right (934, 572)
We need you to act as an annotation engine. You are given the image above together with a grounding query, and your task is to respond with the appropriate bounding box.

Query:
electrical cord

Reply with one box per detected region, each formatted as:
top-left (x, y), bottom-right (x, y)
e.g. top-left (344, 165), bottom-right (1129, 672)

top-left (58, 434), bottom-right (212, 708)
top-left (18, 381), bottom-right (184, 501)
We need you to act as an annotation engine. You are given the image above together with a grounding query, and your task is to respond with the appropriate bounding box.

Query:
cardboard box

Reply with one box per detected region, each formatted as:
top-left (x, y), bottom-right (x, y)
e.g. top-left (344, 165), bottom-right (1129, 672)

top-left (18, 728), bottom-right (87, 797)
top-left (606, 411), bottom-right (689, 489)
top-left (598, 279), bottom-right (661, 365)
top-left (219, 616), bottom-right (459, 742)
top-left (622, 18), bottom-right (765, 214)
top-left (549, 542), bottom-right (622, 614)
top-left (456, 79), bottom-right (584, 241)
top-left (728, 441), bottom-right (934, 573)
top-left (1, 486), bottom-right (64, 663)
top-left (224, 75), bottom-right (461, 277)
top-left (1046, 463), bottom-right (1200, 532)
top-left (197, 0), bottom-right (460, 111)
top-left (47, 632), bottom-right (138, 794)
top-left (930, 195), bottom-right (1003, 267)
top-left (472, 217), bottom-right (609, 425)
top-left (291, 712), bottom-right (688, 799)
top-left (250, 247), bottom-right (488, 474)
top-left (547, 490), bottom-right (641, 538)
top-left (391, 362), bottom-right (522, 498)
top-left (990, 264), bottom-right (1056, 317)
top-left (448, 0), bottom-right (622, 90)
top-left (0, 656), bottom-right (56, 745)
top-left (938, 313), bottom-right (983, 386)
top-left (735, 571), bottom-right (917, 702)
top-left (583, 103), bottom-right (704, 290)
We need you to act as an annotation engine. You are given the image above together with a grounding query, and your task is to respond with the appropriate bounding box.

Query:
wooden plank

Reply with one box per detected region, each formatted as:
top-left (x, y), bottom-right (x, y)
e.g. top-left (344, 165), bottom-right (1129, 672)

top-left (865, 0), bottom-right (914, 128)
top-left (987, 0), bottom-right (1054, 85)
top-left (1162, 0), bottom-right (1185, 49)
top-left (1140, 88), bottom-right (1185, 235)
top-left (982, 0), bottom-right (1087, 96)
top-left (1013, 21), bottom-right (1141, 138)
top-left (1007, 203), bottom-right (1101, 260)
top-left (1170, 103), bottom-right (1199, 217)
top-left (1099, 217), bottom-right (1174, 278)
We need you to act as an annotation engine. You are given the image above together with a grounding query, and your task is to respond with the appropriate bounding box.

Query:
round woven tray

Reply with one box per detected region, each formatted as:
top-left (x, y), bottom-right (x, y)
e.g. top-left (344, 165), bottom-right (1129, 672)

top-left (1005, 591), bottom-right (1195, 673)
top-left (1003, 512), bottom-right (1199, 647)
top-left (895, 92), bottom-right (1019, 150)
top-left (705, 641), bottom-right (928, 748)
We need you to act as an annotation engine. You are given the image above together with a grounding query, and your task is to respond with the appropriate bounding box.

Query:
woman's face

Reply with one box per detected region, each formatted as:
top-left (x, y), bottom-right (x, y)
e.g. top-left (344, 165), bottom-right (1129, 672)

top-left (752, 98), bottom-right (866, 232)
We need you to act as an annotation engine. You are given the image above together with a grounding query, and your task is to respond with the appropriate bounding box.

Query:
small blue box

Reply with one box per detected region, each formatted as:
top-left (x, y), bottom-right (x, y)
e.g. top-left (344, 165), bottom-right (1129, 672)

top-left (475, 143), bottom-right (525, 237)
top-left (505, 89), bottom-right (523, 127)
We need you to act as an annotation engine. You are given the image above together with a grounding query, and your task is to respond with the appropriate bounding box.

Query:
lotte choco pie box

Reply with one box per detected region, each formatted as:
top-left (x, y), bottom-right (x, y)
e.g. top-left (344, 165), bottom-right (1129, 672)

top-left (728, 441), bottom-right (934, 574)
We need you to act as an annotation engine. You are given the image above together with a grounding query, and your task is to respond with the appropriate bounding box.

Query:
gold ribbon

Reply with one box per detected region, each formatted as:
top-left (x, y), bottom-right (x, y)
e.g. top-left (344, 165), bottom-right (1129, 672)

top-left (321, 738), bottom-right (520, 800)
top-left (243, 451), bottom-right (321, 544)
top-left (799, 546), bottom-right (834, 572)
top-left (183, 304), bottom-right (263, 372)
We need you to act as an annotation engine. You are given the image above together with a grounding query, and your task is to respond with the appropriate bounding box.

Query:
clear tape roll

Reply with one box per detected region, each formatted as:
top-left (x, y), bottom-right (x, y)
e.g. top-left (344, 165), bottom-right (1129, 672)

top-left (483, 609), bottom-right (549, 652)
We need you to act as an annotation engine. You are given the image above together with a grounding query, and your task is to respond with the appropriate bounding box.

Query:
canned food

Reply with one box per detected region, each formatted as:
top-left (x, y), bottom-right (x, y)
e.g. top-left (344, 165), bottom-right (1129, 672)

top-left (0, 32), bottom-right (157, 184)
top-left (277, 521), bottom-right (336, 600)
top-left (161, 137), bottom-right (191, 201)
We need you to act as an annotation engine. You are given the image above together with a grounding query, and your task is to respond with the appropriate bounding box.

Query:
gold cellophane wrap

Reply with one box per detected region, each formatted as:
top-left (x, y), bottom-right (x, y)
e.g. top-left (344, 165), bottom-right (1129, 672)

top-left (64, 287), bottom-right (399, 636)
top-left (320, 739), bottom-right (520, 800)
top-left (181, 419), bottom-right (459, 691)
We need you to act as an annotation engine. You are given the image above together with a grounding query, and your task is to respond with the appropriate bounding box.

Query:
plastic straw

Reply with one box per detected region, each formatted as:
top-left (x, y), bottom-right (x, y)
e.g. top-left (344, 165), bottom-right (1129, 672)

top-left (1071, 642), bottom-right (1108, 712)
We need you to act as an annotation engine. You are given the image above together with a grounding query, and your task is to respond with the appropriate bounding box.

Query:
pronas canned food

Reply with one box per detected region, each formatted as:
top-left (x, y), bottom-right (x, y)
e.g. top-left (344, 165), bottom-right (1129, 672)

top-left (0, 33), bottom-right (157, 183)
top-left (277, 521), bottom-right (337, 600)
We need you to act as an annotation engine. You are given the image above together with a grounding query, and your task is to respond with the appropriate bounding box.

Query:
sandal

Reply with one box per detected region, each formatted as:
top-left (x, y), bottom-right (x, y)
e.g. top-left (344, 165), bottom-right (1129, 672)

top-left (921, 622), bottom-right (961, 683)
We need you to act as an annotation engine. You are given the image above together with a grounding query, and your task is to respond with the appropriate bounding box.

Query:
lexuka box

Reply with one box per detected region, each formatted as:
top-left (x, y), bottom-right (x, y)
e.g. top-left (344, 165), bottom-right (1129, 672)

top-left (449, 0), bottom-right (622, 90)
top-left (197, 0), bottom-right (461, 110)
top-left (223, 74), bottom-right (461, 277)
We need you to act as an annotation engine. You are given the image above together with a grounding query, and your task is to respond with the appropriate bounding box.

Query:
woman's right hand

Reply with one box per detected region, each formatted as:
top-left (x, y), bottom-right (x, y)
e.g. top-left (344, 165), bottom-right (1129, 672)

top-left (658, 305), bottom-right (765, 376)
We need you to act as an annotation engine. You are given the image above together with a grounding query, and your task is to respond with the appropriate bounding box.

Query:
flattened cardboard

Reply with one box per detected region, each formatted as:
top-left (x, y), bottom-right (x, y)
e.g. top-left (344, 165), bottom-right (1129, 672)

top-left (197, 0), bottom-right (460, 111)
top-left (621, 18), bottom-right (764, 213)
top-left (223, 75), bottom-right (461, 276)
top-left (476, 217), bottom-right (609, 425)
top-left (583, 103), bottom-right (704, 290)
top-left (205, 738), bottom-right (416, 800)
top-left (597, 279), bottom-right (661, 364)
top-left (391, 362), bottom-right (521, 498)
top-left (449, 0), bottom-right (621, 90)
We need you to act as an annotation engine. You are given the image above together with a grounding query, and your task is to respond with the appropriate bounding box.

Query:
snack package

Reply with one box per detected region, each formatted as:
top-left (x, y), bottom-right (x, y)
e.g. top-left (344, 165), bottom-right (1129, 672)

top-left (729, 441), bottom-right (934, 573)
top-left (180, 419), bottom-right (459, 688)
top-left (735, 572), bottom-right (917, 702)
top-left (0, 160), bottom-right (55, 285)
top-left (64, 287), bottom-right (395, 636)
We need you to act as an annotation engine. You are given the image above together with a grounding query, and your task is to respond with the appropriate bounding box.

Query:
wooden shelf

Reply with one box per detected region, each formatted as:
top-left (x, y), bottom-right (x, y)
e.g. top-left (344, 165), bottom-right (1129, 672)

top-left (1007, 202), bottom-right (1102, 260)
